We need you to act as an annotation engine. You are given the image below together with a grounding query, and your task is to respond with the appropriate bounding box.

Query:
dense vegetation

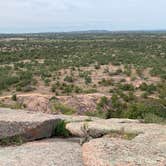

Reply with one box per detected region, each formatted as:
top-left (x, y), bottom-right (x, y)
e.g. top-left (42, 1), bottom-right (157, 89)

top-left (86, 95), bottom-right (166, 124)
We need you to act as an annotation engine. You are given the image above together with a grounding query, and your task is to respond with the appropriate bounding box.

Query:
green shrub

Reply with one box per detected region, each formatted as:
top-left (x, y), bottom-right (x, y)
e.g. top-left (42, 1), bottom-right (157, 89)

top-left (124, 103), bottom-right (144, 119)
top-left (108, 129), bottom-right (138, 140)
top-left (140, 83), bottom-right (157, 93)
top-left (53, 120), bottom-right (70, 137)
top-left (98, 78), bottom-right (114, 86)
top-left (83, 88), bottom-right (97, 94)
top-left (141, 92), bottom-right (149, 98)
top-left (124, 101), bottom-right (166, 123)
top-left (85, 110), bottom-right (107, 119)
top-left (85, 75), bottom-right (92, 84)
top-left (64, 76), bottom-right (74, 83)
top-left (0, 135), bottom-right (23, 146)
top-left (44, 79), bottom-right (51, 86)
top-left (12, 94), bottom-right (17, 101)
top-left (22, 85), bottom-right (35, 92)
top-left (119, 83), bottom-right (134, 91)
top-left (52, 102), bottom-right (76, 115)
top-left (94, 64), bottom-right (100, 69)
top-left (144, 113), bottom-right (166, 124)
top-left (51, 84), bottom-right (56, 92)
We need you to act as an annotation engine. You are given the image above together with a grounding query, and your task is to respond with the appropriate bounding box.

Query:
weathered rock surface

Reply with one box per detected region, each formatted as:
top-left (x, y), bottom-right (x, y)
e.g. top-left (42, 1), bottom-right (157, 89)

top-left (83, 136), bottom-right (166, 166)
top-left (78, 119), bottom-right (166, 166)
top-left (0, 138), bottom-right (83, 166)
top-left (0, 93), bottom-right (110, 114)
top-left (66, 118), bottom-right (141, 138)
top-left (0, 108), bottom-right (166, 166)
top-left (0, 108), bottom-right (61, 141)
top-left (56, 93), bottom-right (110, 114)
top-left (18, 95), bottom-right (52, 113)
top-left (0, 108), bottom-right (93, 141)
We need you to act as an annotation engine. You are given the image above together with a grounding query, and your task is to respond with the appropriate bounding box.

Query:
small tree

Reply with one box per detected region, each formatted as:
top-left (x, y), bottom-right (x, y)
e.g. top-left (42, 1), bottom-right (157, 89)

top-left (12, 94), bottom-right (17, 101)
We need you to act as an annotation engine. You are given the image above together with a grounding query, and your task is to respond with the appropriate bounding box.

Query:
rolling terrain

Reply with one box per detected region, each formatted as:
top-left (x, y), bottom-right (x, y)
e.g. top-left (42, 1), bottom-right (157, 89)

top-left (0, 32), bottom-right (165, 123)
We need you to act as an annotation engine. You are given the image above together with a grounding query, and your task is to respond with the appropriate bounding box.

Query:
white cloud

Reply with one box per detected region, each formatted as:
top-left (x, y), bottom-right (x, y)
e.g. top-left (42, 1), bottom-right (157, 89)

top-left (0, 0), bottom-right (166, 32)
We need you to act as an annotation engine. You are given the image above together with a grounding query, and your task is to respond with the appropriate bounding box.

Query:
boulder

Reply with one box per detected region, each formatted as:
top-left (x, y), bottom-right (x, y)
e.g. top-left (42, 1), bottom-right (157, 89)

top-left (0, 108), bottom-right (95, 142)
top-left (0, 108), bottom-right (60, 141)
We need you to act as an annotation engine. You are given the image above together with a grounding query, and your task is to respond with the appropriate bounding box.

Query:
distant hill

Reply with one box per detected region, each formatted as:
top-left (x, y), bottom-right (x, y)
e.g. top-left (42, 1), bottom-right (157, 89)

top-left (1, 29), bottom-right (166, 37)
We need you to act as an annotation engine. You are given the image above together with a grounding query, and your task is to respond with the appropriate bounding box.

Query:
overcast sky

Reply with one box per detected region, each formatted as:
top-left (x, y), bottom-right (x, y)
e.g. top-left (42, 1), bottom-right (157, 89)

top-left (0, 0), bottom-right (166, 33)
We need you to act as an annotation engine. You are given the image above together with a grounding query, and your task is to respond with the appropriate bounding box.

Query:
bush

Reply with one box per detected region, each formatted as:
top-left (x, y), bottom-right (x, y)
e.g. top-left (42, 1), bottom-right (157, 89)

top-left (0, 135), bottom-right (23, 146)
top-left (141, 92), bottom-right (149, 98)
top-left (124, 101), bottom-right (166, 123)
top-left (85, 75), bottom-right (92, 84)
top-left (44, 79), bottom-right (51, 86)
top-left (12, 94), bottom-right (17, 101)
top-left (53, 120), bottom-right (70, 137)
top-left (98, 78), bottom-right (114, 86)
top-left (64, 76), bottom-right (74, 83)
top-left (119, 83), bottom-right (134, 91)
top-left (94, 64), bottom-right (100, 69)
top-left (124, 103), bottom-right (144, 119)
top-left (51, 84), bottom-right (56, 92)
top-left (88, 95), bottom-right (124, 119)
top-left (140, 83), bottom-right (156, 93)
top-left (22, 85), bottom-right (35, 92)
top-left (52, 102), bottom-right (76, 115)
top-left (83, 88), bottom-right (97, 94)
top-left (144, 113), bottom-right (165, 124)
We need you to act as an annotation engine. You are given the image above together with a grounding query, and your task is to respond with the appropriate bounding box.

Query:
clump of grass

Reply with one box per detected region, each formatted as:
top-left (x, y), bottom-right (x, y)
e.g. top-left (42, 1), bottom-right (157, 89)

top-left (53, 120), bottom-right (70, 138)
top-left (107, 128), bottom-right (138, 140)
top-left (50, 98), bottom-right (76, 115)
top-left (144, 113), bottom-right (166, 124)
top-left (80, 122), bottom-right (93, 145)
top-left (0, 102), bottom-right (22, 109)
top-left (54, 103), bottom-right (76, 115)
top-left (0, 135), bottom-right (24, 146)
top-left (84, 118), bottom-right (92, 122)
top-left (85, 110), bottom-right (106, 119)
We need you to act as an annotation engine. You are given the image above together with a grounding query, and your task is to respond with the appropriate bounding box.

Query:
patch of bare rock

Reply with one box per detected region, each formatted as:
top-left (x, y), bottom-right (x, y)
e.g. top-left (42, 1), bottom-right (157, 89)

top-left (0, 108), bottom-right (87, 166)
top-left (0, 138), bottom-right (83, 166)
top-left (67, 119), bottom-right (166, 166)
top-left (1, 93), bottom-right (110, 114)
top-left (0, 108), bottom-right (91, 141)
top-left (0, 108), bottom-right (166, 166)
top-left (0, 108), bottom-right (60, 141)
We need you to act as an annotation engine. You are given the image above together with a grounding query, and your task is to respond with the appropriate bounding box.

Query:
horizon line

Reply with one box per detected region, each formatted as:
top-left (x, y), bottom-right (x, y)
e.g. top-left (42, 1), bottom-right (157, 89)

top-left (1, 29), bottom-right (166, 35)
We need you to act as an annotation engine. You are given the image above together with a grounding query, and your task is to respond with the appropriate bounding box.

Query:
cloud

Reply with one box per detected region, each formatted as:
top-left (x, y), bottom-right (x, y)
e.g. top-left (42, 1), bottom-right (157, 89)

top-left (0, 0), bottom-right (166, 32)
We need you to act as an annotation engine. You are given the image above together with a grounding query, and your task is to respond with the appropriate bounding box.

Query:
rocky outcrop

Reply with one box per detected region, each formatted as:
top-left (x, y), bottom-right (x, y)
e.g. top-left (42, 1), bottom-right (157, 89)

top-left (79, 119), bottom-right (166, 166)
top-left (0, 108), bottom-right (87, 166)
top-left (0, 108), bottom-right (93, 142)
top-left (83, 136), bottom-right (166, 166)
top-left (0, 108), bottom-right (166, 166)
top-left (17, 95), bottom-right (52, 113)
top-left (0, 93), bottom-right (110, 114)
top-left (66, 118), bottom-right (140, 138)
top-left (56, 93), bottom-right (110, 114)
top-left (0, 108), bottom-right (60, 141)
top-left (0, 138), bottom-right (83, 166)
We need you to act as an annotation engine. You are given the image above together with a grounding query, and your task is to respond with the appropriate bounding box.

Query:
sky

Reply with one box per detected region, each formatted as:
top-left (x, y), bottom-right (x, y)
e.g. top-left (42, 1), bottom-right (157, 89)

top-left (0, 0), bottom-right (166, 33)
